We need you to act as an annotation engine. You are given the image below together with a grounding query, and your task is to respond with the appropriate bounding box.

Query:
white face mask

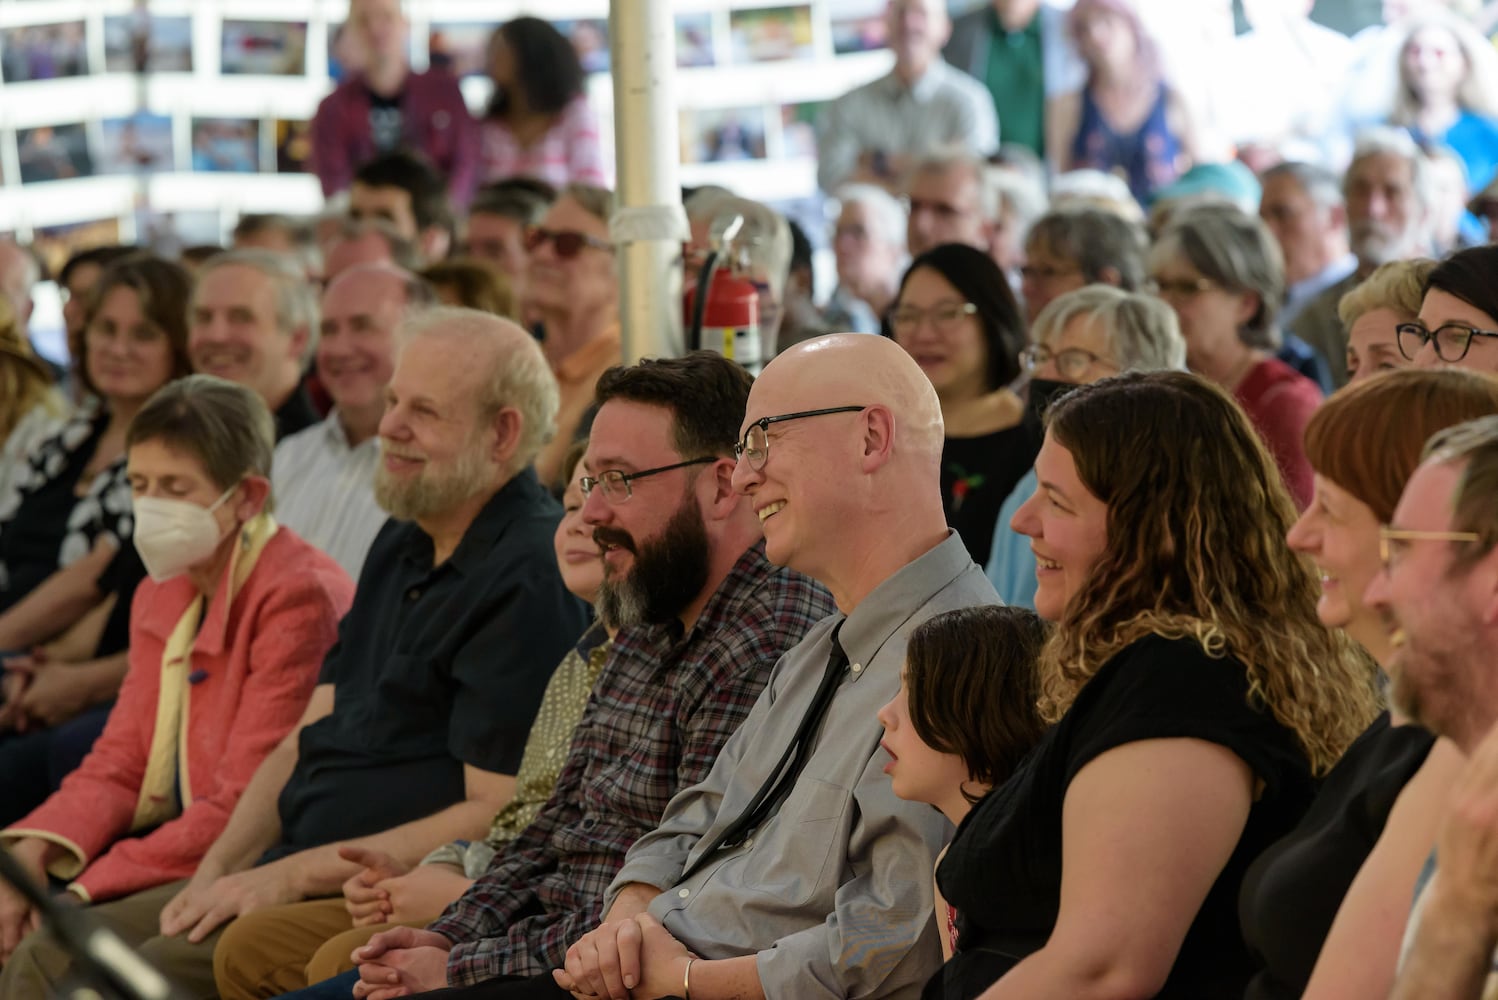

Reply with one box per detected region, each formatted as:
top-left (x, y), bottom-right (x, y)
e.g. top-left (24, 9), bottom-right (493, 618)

top-left (132, 484), bottom-right (239, 583)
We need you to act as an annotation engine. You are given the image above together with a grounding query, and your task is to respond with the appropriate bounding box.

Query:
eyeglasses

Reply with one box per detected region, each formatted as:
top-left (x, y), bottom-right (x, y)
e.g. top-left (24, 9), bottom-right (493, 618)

top-left (1394, 322), bottom-right (1498, 363)
top-left (580, 457), bottom-right (716, 504)
top-left (1020, 344), bottom-right (1119, 381)
top-left (734, 406), bottom-right (868, 470)
top-left (523, 226), bottom-right (613, 258)
top-left (1146, 276), bottom-right (1218, 298)
top-left (889, 301), bottom-right (977, 336)
top-left (1378, 526), bottom-right (1482, 570)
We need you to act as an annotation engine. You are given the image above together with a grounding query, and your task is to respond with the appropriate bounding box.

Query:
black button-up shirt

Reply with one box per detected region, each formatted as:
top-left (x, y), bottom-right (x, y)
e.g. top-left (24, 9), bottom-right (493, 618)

top-left (268, 468), bottom-right (589, 858)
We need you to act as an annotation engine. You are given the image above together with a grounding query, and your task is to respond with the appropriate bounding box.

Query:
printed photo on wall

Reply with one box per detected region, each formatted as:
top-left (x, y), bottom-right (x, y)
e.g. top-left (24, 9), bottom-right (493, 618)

top-left (103, 13), bottom-right (192, 73)
top-left (191, 118), bottom-right (261, 173)
top-left (17, 124), bottom-right (93, 183)
top-left (221, 20), bottom-right (308, 76)
top-left (429, 22), bottom-right (498, 78)
top-left (729, 6), bottom-right (815, 63)
top-left (1, 21), bottom-right (89, 83)
top-left (98, 112), bottom-right (177, 175)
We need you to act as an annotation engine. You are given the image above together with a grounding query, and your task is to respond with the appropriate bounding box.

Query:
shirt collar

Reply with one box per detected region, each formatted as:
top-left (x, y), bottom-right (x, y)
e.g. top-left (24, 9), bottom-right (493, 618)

top-left (323, 411), bottom-right (381, 453)
top-left (397, 467), bottom-right (551, 579)
top-left (607, 541), bottom-right (776, 662)
top-left (554, 325), bottom-right (622, 385)
top-left (835, 530), bottom-right (973, 683)
top-left (883, 60), bottom-right (951, 102)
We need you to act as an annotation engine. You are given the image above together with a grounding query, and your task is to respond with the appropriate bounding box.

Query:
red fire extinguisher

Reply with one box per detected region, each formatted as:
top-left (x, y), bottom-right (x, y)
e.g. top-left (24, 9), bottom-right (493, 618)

top-left (684, 267), bottom-right (762, 373)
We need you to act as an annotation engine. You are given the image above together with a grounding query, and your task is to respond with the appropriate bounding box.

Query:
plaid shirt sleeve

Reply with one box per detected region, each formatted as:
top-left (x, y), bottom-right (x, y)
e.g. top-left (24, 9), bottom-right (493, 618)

top-left (431, 546), bottom-right (835, 985)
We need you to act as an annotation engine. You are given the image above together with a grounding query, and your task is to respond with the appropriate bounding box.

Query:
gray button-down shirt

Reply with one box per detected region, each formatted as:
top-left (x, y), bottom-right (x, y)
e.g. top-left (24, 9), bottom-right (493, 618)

top-left (816, 60), bottom-right (1000, 193)
top-left (608, 531), bottom-right (1000, 999)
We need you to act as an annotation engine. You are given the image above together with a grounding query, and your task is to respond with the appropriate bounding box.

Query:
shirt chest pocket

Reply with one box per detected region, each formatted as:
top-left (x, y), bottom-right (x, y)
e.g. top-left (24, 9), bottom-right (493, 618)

top-left (740, 777), bottom-right (850, 907)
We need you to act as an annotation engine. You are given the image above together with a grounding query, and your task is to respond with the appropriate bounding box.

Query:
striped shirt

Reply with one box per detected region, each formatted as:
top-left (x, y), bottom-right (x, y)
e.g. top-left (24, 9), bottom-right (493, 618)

top-left (478, 96), bottom-right (612, 188)
top-left (271, 413), bottom-right (387, 581)
top-left (429, 540), bottom-right (835, 983)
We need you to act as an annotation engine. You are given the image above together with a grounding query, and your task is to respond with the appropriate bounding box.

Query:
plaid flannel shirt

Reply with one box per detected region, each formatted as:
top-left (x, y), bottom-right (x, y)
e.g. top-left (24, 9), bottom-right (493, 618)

top-left (430, 541), bottom-right (835, 984)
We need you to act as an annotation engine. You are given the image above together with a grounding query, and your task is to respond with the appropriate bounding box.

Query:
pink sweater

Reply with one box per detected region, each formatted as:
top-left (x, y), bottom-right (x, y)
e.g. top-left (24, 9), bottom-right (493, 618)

top-left (5, 526), bottom-right (353, 902)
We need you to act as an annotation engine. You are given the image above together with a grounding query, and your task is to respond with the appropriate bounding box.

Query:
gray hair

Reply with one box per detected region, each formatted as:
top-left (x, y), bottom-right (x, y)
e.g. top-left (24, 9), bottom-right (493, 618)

top-left (987, 165), bottom-right (1049, 235)
top-left (126, 374), bottom-right (277, 511)
top-left (398, 307), bottom-right (559, 477)
top-left (1338, 258), bottom-right (1438, 328)
top-left (834, 183), bottom-right (908, 250)
top-left (562, 183), bottom-right (617, 225)
top-left (328, 217), bottom-right (420, 271)
top-left (1262, 161), bottom-right (1345, 212)
top-left (1149, 202), bottom-right (1286, 350)
top-left (193, 248), bottom-right (320, 361)
top-left (1049, 169), bottom-right (1146, 223)
top-left (909, 148), bottom-right (998, 219)
top-left (1346, 126), bottom-right (1432, 211)
top-left (1026, 207), bottom-right (1149, 290)
top-left (1424, 414), bottom-right (1498, 560)
top-left (1030, 286), bottom-right (1186, 372)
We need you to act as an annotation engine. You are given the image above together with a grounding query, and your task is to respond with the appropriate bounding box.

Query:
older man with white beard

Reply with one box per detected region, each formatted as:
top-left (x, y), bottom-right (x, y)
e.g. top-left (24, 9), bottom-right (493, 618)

top-left (0, 308), bottom-right (589, 998)
top-left (1291, 129), bottom-right (1433, 379)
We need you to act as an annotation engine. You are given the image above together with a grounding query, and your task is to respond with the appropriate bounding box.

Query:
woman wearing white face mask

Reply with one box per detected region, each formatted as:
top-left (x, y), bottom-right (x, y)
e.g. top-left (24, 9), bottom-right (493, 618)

top-left (0, 376), bottom-right (354, 955)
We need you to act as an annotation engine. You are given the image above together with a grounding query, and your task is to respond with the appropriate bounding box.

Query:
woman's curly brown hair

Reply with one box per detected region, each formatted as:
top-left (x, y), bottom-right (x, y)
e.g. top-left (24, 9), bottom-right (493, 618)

top-left (1038, 370), bottom-right (1379, 775)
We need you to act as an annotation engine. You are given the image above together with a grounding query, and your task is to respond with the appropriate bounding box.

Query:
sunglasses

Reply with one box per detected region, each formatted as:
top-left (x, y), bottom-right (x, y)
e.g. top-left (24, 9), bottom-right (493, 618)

top-left (523, 226), bottom-right (613, 258)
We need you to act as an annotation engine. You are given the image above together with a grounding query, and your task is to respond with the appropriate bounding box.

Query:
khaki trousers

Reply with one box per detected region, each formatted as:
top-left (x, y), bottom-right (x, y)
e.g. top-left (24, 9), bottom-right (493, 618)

top-left (0, 880), bottom-right (223, 1000)
top-left (214, 896), bottom-right (428, 1000)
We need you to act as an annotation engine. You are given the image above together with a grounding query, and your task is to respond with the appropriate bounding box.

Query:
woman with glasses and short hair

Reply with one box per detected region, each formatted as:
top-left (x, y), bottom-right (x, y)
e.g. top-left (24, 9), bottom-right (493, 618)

top-left (987, 286), bottom-right (1185, 607)
top-left (1147, 202), bottom-right (1321, 507)
top-left (889, 244), bottom-right (1037, 567)
top-left (1400, 244), bottom-right (1498, 374)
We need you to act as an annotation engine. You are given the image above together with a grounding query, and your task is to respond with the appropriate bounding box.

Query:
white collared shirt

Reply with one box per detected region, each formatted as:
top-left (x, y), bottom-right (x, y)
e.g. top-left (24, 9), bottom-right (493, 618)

top-left (272, 412), bottom-right (387, 581)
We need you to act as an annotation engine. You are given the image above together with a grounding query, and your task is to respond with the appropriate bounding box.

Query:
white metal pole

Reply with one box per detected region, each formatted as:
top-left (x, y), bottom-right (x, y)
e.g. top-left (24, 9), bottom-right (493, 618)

top-left (609, 0), bottom-right (687, 363)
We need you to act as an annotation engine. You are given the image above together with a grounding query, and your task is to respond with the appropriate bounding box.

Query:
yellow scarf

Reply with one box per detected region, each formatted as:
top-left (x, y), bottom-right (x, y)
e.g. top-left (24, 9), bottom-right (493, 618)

top-left (131, 513), bottom-right (277, 831)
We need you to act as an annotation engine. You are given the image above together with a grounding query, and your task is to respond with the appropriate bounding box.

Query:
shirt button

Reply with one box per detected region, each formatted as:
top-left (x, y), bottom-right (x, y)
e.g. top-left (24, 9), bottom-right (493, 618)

top-left (677, 888), bottom-right (690, 899)
top-left (407, 588), bottom-right (421, 601)
top-left (850, 662), bottom-right (863, 674)
top-left (742, 838), bottom-right (753, 850)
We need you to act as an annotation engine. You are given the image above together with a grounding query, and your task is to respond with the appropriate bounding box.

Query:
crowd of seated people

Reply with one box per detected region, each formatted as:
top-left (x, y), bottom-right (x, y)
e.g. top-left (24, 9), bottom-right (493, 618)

top-left (9, 2), bottom-right (1498, 997)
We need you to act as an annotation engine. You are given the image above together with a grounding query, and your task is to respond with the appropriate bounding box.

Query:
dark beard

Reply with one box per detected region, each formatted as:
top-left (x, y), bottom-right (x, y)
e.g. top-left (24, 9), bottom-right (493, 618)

top-left (594, 499), bottom-right (711, 628)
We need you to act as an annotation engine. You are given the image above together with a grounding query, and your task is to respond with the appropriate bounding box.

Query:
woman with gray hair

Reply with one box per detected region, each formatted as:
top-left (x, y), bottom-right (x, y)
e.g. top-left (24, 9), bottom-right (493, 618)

top-left (0, 376), bottom-right (353, 953)
top-left (985, 285), bottom-right (1185, 607)
top-left (1147, 203), bottom-right (1321, 507)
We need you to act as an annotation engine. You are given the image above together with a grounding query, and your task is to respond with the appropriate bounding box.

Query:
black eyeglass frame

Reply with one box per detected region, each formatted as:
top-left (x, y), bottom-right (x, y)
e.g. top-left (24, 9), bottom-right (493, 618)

top-left (1394, 321), bottom-right (1498, 363)
top-left (734, 406), bottom-right (869, 469)
top-left (579, 457), bottom-right (717, 503)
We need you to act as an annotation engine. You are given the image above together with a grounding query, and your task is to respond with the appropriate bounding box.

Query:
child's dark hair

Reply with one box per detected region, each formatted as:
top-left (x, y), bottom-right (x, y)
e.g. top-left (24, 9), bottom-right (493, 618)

top-left (905, 605), bottom-right (1049, 803)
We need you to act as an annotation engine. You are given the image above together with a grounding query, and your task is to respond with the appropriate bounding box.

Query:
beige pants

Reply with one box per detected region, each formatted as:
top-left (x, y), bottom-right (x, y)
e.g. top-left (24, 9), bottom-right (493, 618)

top-left (214, 896), bottom-right (429, 1000)
top-left (0, 880), bottom-right (224, 1000)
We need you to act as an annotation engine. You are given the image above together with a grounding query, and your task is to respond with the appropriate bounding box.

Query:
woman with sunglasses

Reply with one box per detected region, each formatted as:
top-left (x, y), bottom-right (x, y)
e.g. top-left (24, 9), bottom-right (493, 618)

top-left (523, 184), bottom-right (619, 490)
top-left (1147, 202), bottom-right (1321, 507)
top-left (1238, 368), bottom-right (1498, 1000)
top-left (890, 244), bottom-right (1036, 566)
top-left (1400, 244), bottom-right (1498, 375)
top-left (928, 371), bottom-right (1376, 1000)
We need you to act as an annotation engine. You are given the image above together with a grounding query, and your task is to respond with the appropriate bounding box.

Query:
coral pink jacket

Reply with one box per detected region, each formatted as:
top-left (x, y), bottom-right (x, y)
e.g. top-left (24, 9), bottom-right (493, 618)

top-left (3, 523), bottom-right (353, 902)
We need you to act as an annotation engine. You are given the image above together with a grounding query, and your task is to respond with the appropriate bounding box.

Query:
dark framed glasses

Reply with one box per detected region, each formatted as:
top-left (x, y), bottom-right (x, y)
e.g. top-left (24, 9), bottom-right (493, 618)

top-left (1394, 322), bottom-right (1498, 363)
top-left (734, 406), bottom-right (868, 470)
top-left (579, 457), bottom-right (717, 504)
top-left (523, 226), bottom-right (613, 258)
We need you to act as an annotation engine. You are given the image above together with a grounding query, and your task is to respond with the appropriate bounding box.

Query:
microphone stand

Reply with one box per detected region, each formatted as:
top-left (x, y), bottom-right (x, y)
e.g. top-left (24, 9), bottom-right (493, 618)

top-left (0, 847), bottom-right (190, 1000)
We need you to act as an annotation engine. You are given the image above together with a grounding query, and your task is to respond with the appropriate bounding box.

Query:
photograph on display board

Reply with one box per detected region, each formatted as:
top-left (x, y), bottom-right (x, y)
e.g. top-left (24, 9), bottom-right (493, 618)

top-left (551, 19), bottom-right (610, 74)
top-left (275, 119), bottom-right (313, 173)
top-left (33, 219), bottom-right (122, 277)
top-left (681, 107), bottom-right (768, 164)
top-left (98, 112), bottom-right (176, 174)
top-left (221, 20), bottom-right (308, 76)
top-left (729, 6), bottom-right (815, 63)
top-left (780, 102), bottom-right (823, 158)
top-left (191, 118), bottom-right (262, 173)
top-left (1, 21), bottom-right (89, 83)
top-left (103, 13), bottom-right (192, 73)
top-left (17, 124), bottom-right (93, 183)
top-left (429, 22), bottom-right (498, 78)
top-left (829, 6), bottom-right (887, 53)
top-left (676, 12), bottom-right (716, 68)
